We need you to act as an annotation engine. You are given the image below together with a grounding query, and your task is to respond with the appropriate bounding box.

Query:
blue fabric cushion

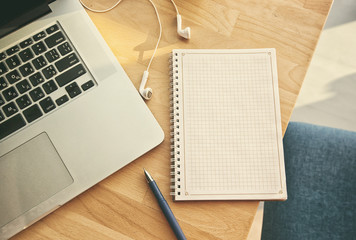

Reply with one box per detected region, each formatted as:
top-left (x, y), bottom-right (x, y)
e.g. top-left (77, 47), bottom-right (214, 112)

top-left (261, 122), bottom-right (356, 240)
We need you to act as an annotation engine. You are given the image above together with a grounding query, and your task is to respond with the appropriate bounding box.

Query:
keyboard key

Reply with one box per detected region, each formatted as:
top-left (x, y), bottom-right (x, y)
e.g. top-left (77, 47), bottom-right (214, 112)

top-left (19, 48), bottom-right (34, 62)
top-left (29, 87), bottom-right (45, 102)
top-left (42, 80), bottom-right (58, 94)
top-left (55, 64), bottom-right (86, 87)
top-left (32, 56), bottom-right (47, 69)
top-left (0, 62), bottom-right (8, 75)
top-left (16, 79), bottom-right (32, 94)
top-left (0, 95), bottom-right (4, 106)
top-left (55, 53), bottom-right (79, 72)
top-left (57, 42), bottom-right (72, 56)
top-left (0, 110), bottom-right (4, 122)
top-left (81, 80), bottom-right (94, 91)
top-left (42, 65), bottom-right (57, 79)
top-left (55, 95), bottom-right (69, 106)
top-left (0, 52), bottom-right (6, 60)
top-left (5, 55), bottom-right (21, 69)
top-left (0, 114), bottom-right (26, 140)
top-left (2, 86), bottom-right (18, 101)
top-left (6, 70), bottom-right (22, 84)
top-left (45, 31), bottom-right (65, 48)
top-left (45, 49), bottom-right (60, 63)
top-left (6, 45), bottom-right (20, 56)
top-left (19, 38), bottom-right (33, 48)
top-left (3, 102), bottom-right (18, 117)
top-left (16, 94), bottom-right (32, 109)
top-left (23, 104), bottom-right (43, 123)
top-left (0, 77), bottom-right (7, 90)
top-left (32, 41), bottom-right (47, 55)
top-left (19, 63), bottom-right (35, 77)
top-left (29, 72), bottom-right (45, 86)
top-left (33, 31), bottom-right (46, 41)
top-left (46, 24), bottom-right (59, 34)
top-left (40, 97), bottom-right (56, 113)
top-left (65, 82), bottom-right (82, 98)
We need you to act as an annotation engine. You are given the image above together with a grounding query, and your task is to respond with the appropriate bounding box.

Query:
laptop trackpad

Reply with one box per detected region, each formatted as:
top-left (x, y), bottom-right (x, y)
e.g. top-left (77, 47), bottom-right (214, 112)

top-left (0, 133), bottom-right (73, 227)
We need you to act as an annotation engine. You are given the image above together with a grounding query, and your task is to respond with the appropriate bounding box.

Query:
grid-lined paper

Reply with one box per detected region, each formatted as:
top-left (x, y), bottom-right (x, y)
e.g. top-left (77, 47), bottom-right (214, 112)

top-left (173, 49), bottom-right (286, 200)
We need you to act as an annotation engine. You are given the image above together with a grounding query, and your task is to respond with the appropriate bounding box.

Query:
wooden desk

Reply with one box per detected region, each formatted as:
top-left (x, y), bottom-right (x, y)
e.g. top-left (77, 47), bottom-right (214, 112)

top-left (13, 0), bottom-right (332, 239)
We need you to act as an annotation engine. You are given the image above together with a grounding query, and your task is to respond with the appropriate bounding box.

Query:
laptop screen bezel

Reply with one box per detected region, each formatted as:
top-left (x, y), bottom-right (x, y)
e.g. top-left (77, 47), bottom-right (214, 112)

top-left (0, 0), bottom-right (53, 38)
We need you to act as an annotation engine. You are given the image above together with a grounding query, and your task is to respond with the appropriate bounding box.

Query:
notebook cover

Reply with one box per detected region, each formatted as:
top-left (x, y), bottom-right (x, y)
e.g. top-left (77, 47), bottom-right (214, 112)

top-left (169, 49), bottom-right (287, 201)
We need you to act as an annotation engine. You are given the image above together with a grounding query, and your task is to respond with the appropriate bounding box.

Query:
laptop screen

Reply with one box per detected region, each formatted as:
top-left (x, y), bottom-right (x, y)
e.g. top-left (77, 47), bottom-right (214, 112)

top-left (0, 0), bottom-right (52, 38)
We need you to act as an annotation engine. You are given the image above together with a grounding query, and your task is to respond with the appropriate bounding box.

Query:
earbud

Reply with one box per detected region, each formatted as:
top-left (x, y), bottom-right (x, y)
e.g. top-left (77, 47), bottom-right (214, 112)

top-left (177, 14), bottom-right (191, 39)
top-left (139, 70), bottom-right (153, 100)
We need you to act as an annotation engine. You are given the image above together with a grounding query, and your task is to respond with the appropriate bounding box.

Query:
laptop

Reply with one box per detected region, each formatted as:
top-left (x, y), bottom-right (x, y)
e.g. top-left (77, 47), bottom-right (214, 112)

top-left (0, 0), bottom-right (164, 238)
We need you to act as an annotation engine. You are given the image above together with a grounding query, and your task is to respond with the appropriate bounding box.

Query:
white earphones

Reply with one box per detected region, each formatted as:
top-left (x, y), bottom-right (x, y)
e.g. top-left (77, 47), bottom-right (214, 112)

top-left (80, 0), bottom-right (161, 101)
top-left (170, 0), bottom-right (191, 39)
top-left (177, 14), bottom-right (190, 39)
top-left (139, 0), bottom-right (191, 100)
top-left (139, 70), bottom-right (152, 100)
top-left (138, 0), bottom-right (162, 100)
top-left (79, 0), bottom-right (191, 100)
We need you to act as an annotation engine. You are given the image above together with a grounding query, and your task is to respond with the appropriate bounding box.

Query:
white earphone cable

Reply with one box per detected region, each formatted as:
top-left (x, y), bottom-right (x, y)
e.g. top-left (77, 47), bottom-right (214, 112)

top-left (146, 0), bottom-right (162, 71)
top-left (170, 0), bottom-right (179, 15)
top-left (79, 0), bottom-right (123, 13)
top-left (79, 0), bottom-right (162, 72)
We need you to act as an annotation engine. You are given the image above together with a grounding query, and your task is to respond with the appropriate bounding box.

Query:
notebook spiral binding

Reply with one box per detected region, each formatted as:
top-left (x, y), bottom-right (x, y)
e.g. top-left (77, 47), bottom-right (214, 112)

top-left (169, 51), bottom-right (181, 200)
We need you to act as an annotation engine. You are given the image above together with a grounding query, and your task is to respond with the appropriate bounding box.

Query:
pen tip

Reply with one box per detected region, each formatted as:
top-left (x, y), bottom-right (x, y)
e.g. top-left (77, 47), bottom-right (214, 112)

top-left (143, 168), bottom-right (153, 182)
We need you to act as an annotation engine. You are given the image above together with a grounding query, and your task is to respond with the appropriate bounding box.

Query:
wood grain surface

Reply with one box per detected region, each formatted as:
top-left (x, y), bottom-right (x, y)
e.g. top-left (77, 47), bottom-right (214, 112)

top-left (12, 0), bottom-right (332, 239)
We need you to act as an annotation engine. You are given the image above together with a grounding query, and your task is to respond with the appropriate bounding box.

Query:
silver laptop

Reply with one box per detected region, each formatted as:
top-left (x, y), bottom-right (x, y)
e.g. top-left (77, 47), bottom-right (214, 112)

top-left (0, 0), bottom-right (164, 238)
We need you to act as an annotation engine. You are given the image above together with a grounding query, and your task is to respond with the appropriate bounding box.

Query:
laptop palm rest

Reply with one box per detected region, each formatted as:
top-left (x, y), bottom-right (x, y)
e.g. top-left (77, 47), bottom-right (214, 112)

top-left (0, 132), bottom-right (73, 228)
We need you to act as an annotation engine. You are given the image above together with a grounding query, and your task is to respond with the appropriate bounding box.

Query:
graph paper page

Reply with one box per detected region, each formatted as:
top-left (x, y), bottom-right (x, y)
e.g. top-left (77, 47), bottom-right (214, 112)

top-left (176, 49), bottom-right (286, 200)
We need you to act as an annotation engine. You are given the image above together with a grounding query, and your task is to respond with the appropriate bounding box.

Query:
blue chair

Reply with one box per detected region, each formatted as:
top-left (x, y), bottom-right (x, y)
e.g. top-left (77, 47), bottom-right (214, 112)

top-left (261, 122), bottom-right (356, 240)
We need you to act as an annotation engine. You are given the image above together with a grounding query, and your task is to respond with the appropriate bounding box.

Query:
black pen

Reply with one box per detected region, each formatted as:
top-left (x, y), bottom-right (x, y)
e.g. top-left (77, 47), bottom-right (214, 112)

top-left (143, 169), bottom-right (187, 240)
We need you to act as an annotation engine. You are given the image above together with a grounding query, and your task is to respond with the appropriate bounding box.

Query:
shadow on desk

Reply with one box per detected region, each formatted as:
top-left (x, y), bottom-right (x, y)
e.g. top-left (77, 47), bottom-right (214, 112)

top-left (261, 122), bottom-right (356, 240)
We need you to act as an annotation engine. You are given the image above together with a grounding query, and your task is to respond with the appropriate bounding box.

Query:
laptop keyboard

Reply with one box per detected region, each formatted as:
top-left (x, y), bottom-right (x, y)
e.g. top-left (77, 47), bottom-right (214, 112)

top-left (0, 23), bottom-right (96, 140)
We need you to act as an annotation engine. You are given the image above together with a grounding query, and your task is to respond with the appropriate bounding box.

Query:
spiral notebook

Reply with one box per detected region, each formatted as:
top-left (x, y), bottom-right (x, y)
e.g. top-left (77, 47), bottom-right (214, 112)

top-left (169, 49), bottom-right (287, 201)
